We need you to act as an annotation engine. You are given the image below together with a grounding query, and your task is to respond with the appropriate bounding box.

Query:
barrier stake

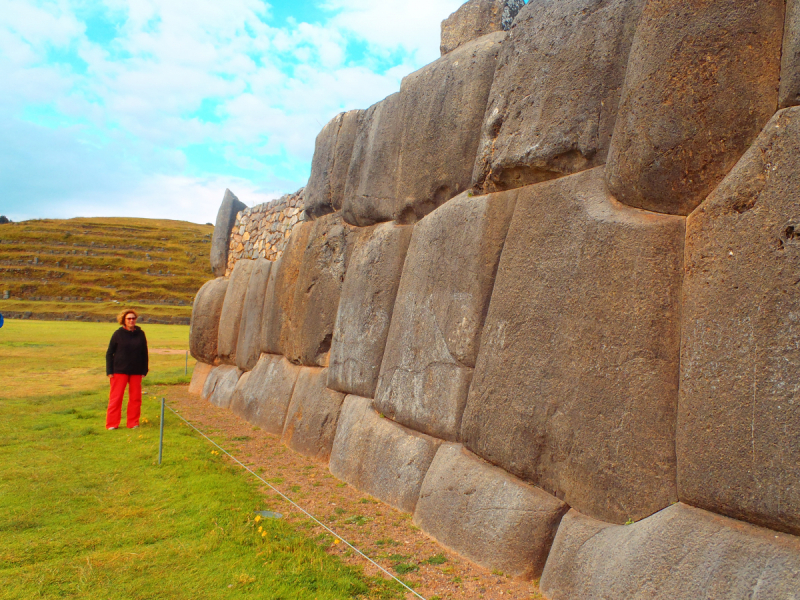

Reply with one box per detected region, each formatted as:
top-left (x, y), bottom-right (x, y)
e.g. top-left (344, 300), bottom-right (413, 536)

top-left (158, 397), bottom-right (165, 465)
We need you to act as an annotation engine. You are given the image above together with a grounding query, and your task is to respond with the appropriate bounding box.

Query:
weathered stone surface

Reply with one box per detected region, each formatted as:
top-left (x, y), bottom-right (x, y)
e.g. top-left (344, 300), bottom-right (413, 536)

top-left (259, 252), bottom-right (281, 354)
top-left (261, 222), bottom-right (313, 355)
top-left (342, 93), bottom-right (403, 227)
top-left (235, 258), bottom-right (272, 371)
top-left (211, 189), bottom-right (246, 276)
top-left (329, 395), bottom-right (442, 513)
top-left (461, 167), bottom-right (684, 524)
top-left (285, 212), bottom-right (353, 367)
top-left (229, 354), bottom-right (302, 434)
top-left (782, 0), bottom-right (800, 108)
top-left (188, 361), bottom-right (214, 396)
top-left (281, 367), bottom-right (345, 462)
top-left (605, 0), bottom-right (784, 215)
top-left (305, 110), bottom-right (364, 218)
top-left (540, 504), bottom-right (800, 600)
top-left (440, 0), bottom-right (523, 55)
top-left (217, 259), bottom-right (255, 365)
top-left (328, 222), bottom-right (413, 398)
top-left (202, 364), bottom-right (242, 409)
top-left (472, 0), bottom-right (645, 194)
top-left (374, 189), bottom-right (517, 441)
top-left (395, 33), bottom-right (505, 223)
top-left (189, 277), bottom-right (228, 365)
top-left (679, 107), bottom-right (800, 536)
top-left (414, 443), bottom-right (568, 580)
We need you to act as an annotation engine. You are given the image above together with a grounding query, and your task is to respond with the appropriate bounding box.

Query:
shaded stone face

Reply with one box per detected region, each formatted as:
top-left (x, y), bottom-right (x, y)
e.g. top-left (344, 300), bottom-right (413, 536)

top-left (414, 444), bottom-right (568, 580)
top-left (228, 354), bottom-right (302, 434)
top-left (472, 0), bottom-right (645, 194)
top-left (203, 365), bottom-right (242, 409)
top-left (261, 222), bottom-right (313, 356)
top-left (329, 395), bottom-right (442, 513)
top-left (678, 107), bottom-right (800, 536)
top-left (440, 0), bottom-right (523, 55)
top-left (211, 189), bottom-right (246, 277)
top-left (395, 33), bottom-right (505, 223)
top-left (328, 222), bottom-right (413, 398)
top-left (189, 277), bottom-right (228, 365)
top-left (374, 189), bottom-right (518, 441)
top-left (461, 167), bottom-right (684, 524)
top-left (281, 367), bottom-right (345, 463)
top-left (217, 259), bottom-right (256, 365)
top-left (304, 110), bottom-right (364, 219)
top-left (188, 362), bottom-right (214, 396)
top-left (235, 258), bottom-right (272, 371)
top-left (540, 504), bottom-right (800, 600)
top-left (342, 93), bottom-right (404, 227)
top-left (605, 0), bottom-right (784, 215)
top-left (285, 212), bottom-right (354, 367)
top-left (259, 253), bottom-right (281, 354)
top-left (782, 0), bottom-right (800, 108)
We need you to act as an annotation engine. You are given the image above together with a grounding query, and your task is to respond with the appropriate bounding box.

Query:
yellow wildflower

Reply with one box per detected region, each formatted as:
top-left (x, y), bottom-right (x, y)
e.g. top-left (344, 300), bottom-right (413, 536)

top-left (261, 531), bottom-right (267, 538)
top-left (254, 515), bottom-right (262, 523)
top-left (334, 539), bottom-right (341, 545)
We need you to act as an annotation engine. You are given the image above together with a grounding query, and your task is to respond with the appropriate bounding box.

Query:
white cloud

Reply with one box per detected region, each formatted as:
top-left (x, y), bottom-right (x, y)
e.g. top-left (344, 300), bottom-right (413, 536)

top-left (0, 0), bottom-right (471, 222)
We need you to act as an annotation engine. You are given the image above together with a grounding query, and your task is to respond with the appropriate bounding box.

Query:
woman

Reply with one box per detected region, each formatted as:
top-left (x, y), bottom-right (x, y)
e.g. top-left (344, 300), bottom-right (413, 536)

top-left (105, 309), bottom-right (149, 430)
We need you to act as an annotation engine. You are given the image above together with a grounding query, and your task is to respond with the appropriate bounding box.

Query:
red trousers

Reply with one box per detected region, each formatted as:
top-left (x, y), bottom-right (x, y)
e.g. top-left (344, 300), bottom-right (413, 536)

top-left (106, 374), bottom-right (142, 429)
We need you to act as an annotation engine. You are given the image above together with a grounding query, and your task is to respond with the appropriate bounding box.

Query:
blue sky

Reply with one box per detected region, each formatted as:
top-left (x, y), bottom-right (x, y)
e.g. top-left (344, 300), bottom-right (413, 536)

top-left (0, 0), bottom-right (465, 223)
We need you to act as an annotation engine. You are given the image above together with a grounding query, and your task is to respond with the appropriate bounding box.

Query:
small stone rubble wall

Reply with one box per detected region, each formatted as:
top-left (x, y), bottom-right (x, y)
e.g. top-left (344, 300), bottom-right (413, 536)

top-left (192, 0), bottom-right (800, 595)
top-left (223, 189), bottom-right (305, 275)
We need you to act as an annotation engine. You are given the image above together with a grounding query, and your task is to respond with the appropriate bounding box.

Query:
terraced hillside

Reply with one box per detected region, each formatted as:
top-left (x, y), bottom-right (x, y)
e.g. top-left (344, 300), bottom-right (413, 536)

top-left (0, 217), bottom-right (214, 323)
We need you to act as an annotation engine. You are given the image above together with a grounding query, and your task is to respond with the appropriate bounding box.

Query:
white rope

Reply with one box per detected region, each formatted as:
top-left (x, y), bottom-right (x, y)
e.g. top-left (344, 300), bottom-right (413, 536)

top-left (164, 402), bottom-right (426, 600)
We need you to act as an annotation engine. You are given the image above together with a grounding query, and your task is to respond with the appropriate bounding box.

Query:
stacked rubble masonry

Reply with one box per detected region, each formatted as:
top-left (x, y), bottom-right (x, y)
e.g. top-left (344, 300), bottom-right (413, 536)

top-left (223, 188), bottom-right (306, 275)
top-left (189, 0), bottom-right (800, 595)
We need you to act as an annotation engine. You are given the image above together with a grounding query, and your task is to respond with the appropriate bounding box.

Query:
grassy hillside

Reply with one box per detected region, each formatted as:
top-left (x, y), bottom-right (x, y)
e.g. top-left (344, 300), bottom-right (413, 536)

top-left (0, 217), bottom-right (215, 323)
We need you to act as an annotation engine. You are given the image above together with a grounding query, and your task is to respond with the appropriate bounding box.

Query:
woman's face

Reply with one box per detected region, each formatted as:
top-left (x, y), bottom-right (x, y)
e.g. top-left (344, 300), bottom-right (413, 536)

top-left (124, 314), bottom-right (137, 331)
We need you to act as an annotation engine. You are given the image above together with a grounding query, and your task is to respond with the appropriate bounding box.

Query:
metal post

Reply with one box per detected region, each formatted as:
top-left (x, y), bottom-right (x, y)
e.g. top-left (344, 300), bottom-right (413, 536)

top-left (185, 350), bottom-right (188, 375)
top-left (158, 398), bottom-right (165, 465)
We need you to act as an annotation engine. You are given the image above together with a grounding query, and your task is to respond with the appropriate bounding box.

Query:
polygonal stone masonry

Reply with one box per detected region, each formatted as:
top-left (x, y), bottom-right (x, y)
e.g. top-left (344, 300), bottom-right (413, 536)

top-left (217, 259), bottom-right (255, 365)
top-left (189, 277), bottom-right (228, 365)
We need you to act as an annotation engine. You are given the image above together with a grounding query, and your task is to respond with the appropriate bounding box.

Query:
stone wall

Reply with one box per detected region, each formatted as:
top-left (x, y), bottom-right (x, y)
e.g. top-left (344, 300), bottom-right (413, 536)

top-left (223, 188), bottom-right (306, 275)
top-left (192, 0), bottom-right (800, 595)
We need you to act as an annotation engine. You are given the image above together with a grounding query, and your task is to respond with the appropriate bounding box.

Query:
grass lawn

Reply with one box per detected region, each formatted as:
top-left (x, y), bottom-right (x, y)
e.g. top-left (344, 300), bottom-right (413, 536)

top-left (0, 320), bottom-right (402, 599)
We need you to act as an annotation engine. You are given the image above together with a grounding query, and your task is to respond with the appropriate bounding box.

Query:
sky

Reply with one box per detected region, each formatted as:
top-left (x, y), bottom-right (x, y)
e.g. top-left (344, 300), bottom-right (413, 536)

top-left (0, 0), bottom-right (467, 224)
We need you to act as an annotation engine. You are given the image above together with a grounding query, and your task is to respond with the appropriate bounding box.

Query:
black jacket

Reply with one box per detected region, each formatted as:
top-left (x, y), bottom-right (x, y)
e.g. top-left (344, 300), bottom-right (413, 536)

top-left (106, 326), bottom-right (149, 376)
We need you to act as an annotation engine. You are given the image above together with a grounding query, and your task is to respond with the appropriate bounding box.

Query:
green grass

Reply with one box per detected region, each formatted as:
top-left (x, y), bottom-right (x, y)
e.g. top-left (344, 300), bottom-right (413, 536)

top-left (0, 216), bottom-right (215, 320)
top-left (0, 320), bottom-right (403, 599)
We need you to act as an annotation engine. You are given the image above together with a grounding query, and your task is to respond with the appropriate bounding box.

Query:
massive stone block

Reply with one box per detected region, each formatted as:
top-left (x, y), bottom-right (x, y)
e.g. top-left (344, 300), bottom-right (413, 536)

top-left (281, 367), bottom-right (345, 463)
top-left (461, 167), bottom-right (685, 524)
top-left (189, 277), bottom-right (228, 365)
top-left (472, 0), bottom-right (645, 194)
top-left (211, 189), bottom-right (246, 277)
top-left (327, 222), bottom-right (413, 398)
top-left (414, 444), bottom-right (568, 580)
top-left (285, 213), bottom-right (353, 367)
top-left (395, 32), bottom-right (505, 223)
top-left (228, 354), bottom-right (302, 434)
top-left (678, 107), bottom-right (800, 536)
top-left (540, 504), bottom-right (800, 600)
top-left (440, 0), bottom-right (523, 55)
top-left (329, 395), bottom-right (442, 513)
top-left (304, 110), bottom-right (364, 218)
top-left (605, 0), bottom-right (784, 215)
top-left (259, 252), bottom-right (281, 354)
top-left (217, 259), bottom-right (255, 365)
top-left (374, 189), bottom-right (517, 441)
top-left (261, 221), bottom-right (313, 355)
top-left (782, 0), bottom-right (800, 108)
top-left (202, 364), bottom-right (242, 409)
top-left (188, 361), bottom-right (214, 396)
top-left (235, 258), bottom-right (272, 371)
top-left (342, 93), bottom-right (404, 227)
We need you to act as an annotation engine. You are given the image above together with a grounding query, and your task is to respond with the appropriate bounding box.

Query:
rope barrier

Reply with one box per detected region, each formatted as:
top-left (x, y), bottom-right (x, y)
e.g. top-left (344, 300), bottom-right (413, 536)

top-left (164, 402), bottom-right (427, 600)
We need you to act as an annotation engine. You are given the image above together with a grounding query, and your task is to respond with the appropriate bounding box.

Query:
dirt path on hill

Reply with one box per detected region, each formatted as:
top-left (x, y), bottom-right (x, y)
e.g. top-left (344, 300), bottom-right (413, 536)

top-left (159, 385), bottom-right (544, 600)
